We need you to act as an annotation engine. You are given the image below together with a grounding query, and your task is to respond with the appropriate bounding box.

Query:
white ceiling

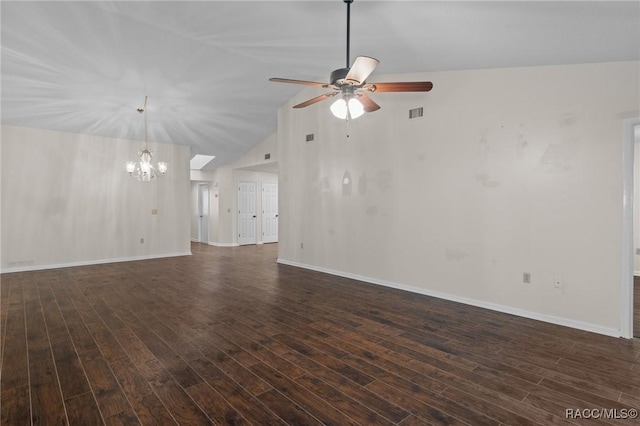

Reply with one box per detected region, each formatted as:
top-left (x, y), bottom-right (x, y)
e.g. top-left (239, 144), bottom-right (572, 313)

top-left (2, 1), bottom-right (639, 169)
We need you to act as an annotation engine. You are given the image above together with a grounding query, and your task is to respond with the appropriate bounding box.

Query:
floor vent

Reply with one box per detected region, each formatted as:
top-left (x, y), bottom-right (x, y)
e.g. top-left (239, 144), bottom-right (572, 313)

top-left (409, 107), bottom-right (424, 119)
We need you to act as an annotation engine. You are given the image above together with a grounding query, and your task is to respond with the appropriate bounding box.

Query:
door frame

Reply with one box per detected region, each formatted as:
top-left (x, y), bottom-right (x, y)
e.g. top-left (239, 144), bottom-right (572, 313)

top-left (621, 118), bottom-right (640, 338)
top-left (197, 183), bottom-right (210, 243)
top-left (262, 181), bottom-right (279, 243)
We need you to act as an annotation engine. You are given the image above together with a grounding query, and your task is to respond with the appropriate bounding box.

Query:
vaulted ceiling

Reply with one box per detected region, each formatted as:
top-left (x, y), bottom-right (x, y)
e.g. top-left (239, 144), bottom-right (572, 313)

top-left (2, 1), bottom-right (638, 169)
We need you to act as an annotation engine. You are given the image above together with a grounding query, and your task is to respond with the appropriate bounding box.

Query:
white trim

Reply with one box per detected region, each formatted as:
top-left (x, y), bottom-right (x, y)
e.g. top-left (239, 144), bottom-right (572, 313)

top-left (1, 251), bottom-right (192, 274)
top-left (197, 183), bottom-right (211, 244)
top-left (621, 118), bottom-right (640, 339)
top-left (277, 258), bottom-right (621, 338)
top-left (257, 241), bottom-right (264, 245)
top-left (634, 271), bottom-right (640, 277)
top-left (208, 241), bottom-right (239, 247)
top-left (191, 238), bottom-right (199, 242)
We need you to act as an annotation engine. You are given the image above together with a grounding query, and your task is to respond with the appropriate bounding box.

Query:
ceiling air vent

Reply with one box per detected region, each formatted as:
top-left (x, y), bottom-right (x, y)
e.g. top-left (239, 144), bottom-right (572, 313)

top-left (409, 107), bottom-right (424, 119)
top-left (306, 133), bottom-right (315, 143)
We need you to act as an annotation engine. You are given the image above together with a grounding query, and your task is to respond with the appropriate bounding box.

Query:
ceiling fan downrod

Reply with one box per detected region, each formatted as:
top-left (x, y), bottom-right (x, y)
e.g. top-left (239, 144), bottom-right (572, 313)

top-left (345, 0), bottom-right (353, 68)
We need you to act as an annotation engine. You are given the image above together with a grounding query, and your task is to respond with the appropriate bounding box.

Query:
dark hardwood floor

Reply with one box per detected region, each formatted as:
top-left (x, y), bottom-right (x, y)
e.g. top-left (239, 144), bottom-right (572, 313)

top-left (2, 243), bottom-right (640, 425)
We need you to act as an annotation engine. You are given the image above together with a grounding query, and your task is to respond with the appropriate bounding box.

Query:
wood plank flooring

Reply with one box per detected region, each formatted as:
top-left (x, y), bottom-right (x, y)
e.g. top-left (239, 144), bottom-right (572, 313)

top-left (2, 242), bottom-right (640, 425)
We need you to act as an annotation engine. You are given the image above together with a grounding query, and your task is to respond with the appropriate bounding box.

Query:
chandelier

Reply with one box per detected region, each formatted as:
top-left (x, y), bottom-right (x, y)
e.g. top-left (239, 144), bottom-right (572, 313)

top-left (126, 96), bottom-right (167, 181)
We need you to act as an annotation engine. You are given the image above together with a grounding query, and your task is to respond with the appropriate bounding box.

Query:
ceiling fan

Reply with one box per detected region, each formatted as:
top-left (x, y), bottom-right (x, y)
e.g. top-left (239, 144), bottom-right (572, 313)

top-left (269, 0), bottom-right (433, 120)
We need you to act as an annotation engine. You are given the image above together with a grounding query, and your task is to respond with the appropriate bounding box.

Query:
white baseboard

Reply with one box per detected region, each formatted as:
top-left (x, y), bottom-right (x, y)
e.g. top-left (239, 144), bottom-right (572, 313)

top-left (209, 241), bottom-right (275, 247)
top-left (1, 251), bottom-right (193, 274)
top-left (634, 270), bottom-right (640, 277)
top-left (208, 242), bottom-right (239, 247)
top-left (277, 258), bottom-right (621, 338)
top-left (191, 238), bottom-right (199, 242)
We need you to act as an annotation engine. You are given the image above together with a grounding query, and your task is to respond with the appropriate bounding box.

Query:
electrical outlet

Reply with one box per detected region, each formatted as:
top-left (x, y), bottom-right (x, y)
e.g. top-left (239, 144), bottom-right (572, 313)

top-left (300, 242), bottom-right (304, 249)
top-left (523, 273), bottom-right (531, 284)
top-left (554, 277), bottom-right (563, 289)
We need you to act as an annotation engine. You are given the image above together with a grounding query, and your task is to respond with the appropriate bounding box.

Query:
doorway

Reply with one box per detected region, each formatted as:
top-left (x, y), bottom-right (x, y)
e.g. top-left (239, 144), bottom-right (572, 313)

top-left (198, 183), bottom-right (210, 243)
top-left (262, 182), bottom-right (279, 243)
top-left (238, 181), bottom-right (257, 245)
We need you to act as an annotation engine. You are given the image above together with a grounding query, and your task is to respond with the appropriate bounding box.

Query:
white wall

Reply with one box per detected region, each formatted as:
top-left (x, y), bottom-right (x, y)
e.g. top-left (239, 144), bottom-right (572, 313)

top-left (233, 133), bottom-right (277, 170)
top-left (277, 61), bottom-right (639, 336)
top-left (634, 125), bottom-right (640, 274)
top-left (1, 125), bottom-right (191, 272)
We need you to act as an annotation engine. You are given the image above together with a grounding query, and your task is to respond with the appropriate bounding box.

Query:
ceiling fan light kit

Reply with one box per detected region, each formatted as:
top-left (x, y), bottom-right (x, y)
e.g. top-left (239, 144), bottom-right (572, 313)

top-left (269, 0), bottom-right (433, 120)
top-left (330, 86), bottom-right (365, 120)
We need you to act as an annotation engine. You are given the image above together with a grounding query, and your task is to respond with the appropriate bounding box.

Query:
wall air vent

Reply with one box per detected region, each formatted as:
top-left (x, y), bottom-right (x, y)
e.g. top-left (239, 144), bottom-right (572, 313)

top-left (409, 107), bottom-right (424, 119)
top-left (306, 133), bottom-right (315, 143)
top-left (264, 153), bottom-right (271, 160)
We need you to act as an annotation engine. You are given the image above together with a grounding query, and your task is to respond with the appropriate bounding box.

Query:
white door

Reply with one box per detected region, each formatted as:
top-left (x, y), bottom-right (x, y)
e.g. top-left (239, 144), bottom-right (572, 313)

top-left (198, 184), bottom-right (210, 243)
top-left (262, 183), bottom-right (278, 243)
top-left (238, 181), bottom-right (257, 245)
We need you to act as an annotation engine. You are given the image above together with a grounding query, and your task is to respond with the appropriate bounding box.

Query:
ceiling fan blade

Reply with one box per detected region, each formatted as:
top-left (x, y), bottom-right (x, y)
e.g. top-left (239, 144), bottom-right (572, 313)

top-left (357, 93), bottom-right (381, 113)
top-left (269, 78), bottom-right (328, 88)
top-left (365, 81), bottom-right (433, 93)
top-left (344, 56), bottom-right (379, 85)
top-left (293, 92), bottom-right (338, 109)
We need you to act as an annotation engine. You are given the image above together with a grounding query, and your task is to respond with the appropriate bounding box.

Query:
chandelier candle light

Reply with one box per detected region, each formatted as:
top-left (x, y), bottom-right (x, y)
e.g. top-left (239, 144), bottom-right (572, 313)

top-left (126, 96), bottom-right (167, 181)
